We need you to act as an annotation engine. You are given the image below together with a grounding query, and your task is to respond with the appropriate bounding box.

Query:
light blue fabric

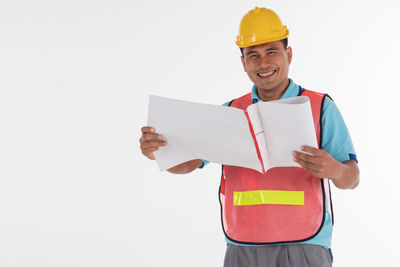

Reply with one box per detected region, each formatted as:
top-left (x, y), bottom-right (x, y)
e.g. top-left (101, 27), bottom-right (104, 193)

top-left (199, 79), bottom-right (357, 251)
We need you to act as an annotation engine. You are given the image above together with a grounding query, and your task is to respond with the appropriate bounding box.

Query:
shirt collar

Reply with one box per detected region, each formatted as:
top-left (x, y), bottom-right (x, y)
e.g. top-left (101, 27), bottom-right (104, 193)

top-left (251, 79), bottom-right (300, 103)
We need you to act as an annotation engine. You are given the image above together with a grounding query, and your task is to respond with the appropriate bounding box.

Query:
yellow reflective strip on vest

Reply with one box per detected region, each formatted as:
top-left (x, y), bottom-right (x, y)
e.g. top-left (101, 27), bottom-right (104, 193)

top-left (233, 190), bottom-right (304, 206)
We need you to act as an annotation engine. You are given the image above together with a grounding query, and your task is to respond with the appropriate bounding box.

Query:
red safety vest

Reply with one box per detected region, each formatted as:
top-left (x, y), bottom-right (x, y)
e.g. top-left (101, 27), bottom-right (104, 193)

top-left (219, 88), bottom-right (333, 244)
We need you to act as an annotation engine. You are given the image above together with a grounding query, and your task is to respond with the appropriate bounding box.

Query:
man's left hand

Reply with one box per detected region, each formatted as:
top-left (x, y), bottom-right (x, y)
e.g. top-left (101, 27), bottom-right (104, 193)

top-left (292, 145), bottom-right (342, 179)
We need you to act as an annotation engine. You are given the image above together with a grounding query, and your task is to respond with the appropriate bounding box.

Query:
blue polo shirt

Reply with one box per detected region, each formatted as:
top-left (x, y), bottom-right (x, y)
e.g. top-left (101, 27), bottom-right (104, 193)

top-left (201, 79), bottom-right (357, 250)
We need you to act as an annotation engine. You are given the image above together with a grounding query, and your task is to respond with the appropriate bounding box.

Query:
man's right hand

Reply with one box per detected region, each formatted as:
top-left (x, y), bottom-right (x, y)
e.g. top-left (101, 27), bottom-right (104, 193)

top-left (139, 126), bottom-right (167, 160)
top-left (139, 126), bottom-right (203, 174)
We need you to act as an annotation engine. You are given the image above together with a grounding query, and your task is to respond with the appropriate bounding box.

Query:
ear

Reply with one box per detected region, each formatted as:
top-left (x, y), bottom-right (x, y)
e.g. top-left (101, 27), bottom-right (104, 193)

top-left (286, 46), bottom-right (293, 65)
top-left (241, 55), bottom-right (247, 72)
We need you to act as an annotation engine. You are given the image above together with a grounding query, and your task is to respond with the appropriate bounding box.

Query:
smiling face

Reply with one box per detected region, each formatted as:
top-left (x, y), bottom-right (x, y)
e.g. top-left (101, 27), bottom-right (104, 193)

top-left (241, 40), bottom-right (292, 101)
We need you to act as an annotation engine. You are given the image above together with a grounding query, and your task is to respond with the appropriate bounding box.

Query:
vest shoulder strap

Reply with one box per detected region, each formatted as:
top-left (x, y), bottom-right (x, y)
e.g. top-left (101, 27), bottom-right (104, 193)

top-left (299, 89), bottom-right (330, 148)
top-left (230, 93), bottom-right (252, 109)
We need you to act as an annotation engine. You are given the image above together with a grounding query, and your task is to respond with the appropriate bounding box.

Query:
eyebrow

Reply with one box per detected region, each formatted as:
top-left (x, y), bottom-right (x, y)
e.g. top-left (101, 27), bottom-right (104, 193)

top-left (245, 47), bottom-right (279, 56)
top-left (265, 47), bottom-right (278, 52)
top-left (245, 50), bottom-right (258, 56)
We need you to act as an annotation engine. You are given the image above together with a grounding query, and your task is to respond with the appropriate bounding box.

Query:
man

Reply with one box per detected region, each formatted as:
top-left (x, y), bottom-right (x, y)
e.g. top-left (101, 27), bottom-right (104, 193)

top-left (139, 7), bottom-right (359, 267)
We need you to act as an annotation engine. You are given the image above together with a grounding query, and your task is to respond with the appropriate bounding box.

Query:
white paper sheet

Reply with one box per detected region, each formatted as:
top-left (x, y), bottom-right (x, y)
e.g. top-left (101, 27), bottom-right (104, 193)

top-left (258, 96), bottom-right (318, 168)
top-left (147, 95), bottom-right (261, 172)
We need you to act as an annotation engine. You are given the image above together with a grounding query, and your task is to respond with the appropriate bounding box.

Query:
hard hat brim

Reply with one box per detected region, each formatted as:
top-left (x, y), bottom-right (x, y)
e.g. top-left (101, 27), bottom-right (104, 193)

top-left (236, 29), bottom-right (289, 48)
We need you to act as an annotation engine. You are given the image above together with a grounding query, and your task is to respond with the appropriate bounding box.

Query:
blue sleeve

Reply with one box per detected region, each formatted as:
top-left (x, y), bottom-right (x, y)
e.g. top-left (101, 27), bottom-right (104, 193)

top-left (321, 98), bottom-right (358, 163)
top-left (199, 100), bottom-right (232, 169)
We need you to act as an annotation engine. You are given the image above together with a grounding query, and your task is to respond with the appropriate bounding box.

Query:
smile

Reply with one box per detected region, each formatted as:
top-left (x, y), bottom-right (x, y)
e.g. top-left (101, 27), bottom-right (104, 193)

top-left (257, 70), bottom-right (277, 79)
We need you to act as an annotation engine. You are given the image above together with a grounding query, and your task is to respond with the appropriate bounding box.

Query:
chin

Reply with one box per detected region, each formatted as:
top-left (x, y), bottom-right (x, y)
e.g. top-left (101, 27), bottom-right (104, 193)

top-left (257, 82), bottom-right (277, 91)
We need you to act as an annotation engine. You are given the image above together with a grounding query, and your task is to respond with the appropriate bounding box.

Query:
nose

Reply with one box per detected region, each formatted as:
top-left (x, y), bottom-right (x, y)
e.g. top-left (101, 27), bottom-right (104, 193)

top-left (258, 54), bottom-right (271, 68)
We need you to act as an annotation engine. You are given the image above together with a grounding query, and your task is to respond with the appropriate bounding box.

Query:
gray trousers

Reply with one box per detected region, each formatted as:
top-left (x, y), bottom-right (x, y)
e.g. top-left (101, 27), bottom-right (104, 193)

top-left (223, 244), bottom-right (332, 267)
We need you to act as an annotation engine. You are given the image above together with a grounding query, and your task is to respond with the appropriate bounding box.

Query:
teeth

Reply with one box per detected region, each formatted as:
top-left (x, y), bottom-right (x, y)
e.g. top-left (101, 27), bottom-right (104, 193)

top-left (259, 71), bottom-right (274, 77)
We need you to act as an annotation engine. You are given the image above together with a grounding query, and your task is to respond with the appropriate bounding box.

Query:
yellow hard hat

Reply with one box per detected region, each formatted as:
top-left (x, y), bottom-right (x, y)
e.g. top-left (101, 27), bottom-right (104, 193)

top-left (236, 7), bottom-right (289, 48)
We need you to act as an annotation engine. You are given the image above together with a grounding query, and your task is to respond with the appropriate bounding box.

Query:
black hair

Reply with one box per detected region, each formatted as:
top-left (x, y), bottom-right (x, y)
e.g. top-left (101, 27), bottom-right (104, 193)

top-left (240, 38), bottom-right (288, 56)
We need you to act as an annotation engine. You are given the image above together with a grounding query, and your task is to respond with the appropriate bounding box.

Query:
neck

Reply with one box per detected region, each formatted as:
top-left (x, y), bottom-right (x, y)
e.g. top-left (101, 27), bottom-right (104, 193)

top-left (256, 79), bottom-right (290, 102)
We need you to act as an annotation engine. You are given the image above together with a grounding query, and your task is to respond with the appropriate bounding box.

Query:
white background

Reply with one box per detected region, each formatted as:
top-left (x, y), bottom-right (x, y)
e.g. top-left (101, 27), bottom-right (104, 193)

top-left (0, 0), bottom-right (399, 266)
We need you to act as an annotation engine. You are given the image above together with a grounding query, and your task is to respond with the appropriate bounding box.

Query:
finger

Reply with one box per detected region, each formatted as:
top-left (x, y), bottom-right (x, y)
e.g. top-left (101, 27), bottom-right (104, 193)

top-left (292, 151), bottom-right (316, 164)
top-left (296, 157), bottom-right (324, 177)
top-left (141, 140), bottom-right (167, 149)
top-left (142, 149), bottom-right (156, 160)
top-left (294, 156), bottom-right (314, 168)
top-left (295, 157), bottom-right (319, 174)
top-left (300, 145), bottom-right (322, 157)
top-left (141, 126), bottom-right (156, 134)
top-left (142, 133), bottom-right (164, 142)
top-left (143, 147), bottom-right (159, 155)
